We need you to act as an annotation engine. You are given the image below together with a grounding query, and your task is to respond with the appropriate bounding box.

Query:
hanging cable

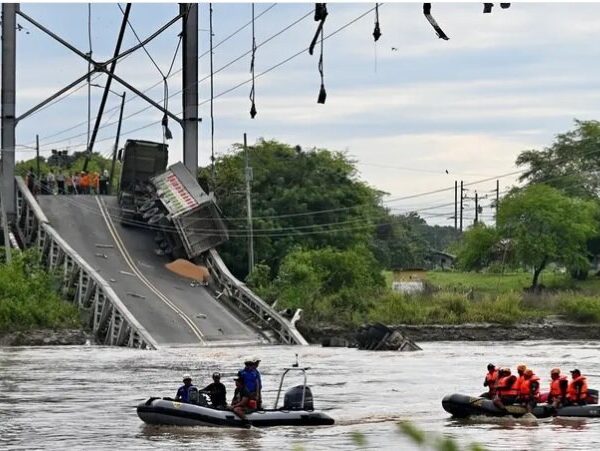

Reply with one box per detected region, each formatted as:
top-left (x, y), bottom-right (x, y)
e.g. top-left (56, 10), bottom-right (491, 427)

top-left (423, 3), bottom-right (449, 40)
top-left (309, 3), bottom-right (328, 55)
top-left (373, 3), bottom-right (381, 41)
top-left (86, 4), bottom-right (93, 153)
top-left (209, 3), bottom-right (216, 180)
top-left (317, 26), bottom-right (326, 104)
top-left (249, 4), bottom-right (257, 118)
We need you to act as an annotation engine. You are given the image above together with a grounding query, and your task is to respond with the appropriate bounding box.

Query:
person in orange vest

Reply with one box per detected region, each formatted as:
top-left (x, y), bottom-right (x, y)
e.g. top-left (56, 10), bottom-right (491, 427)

top-left (493, 367), bottom-right (519, 410)
top-left (80, 171), bottom-right (90, 194)
top-left (90, 172), bottom-right (99, 194)
top-left (483, 363), bottom-right (499, 399)
top-left (513, 364), bottom-right (527, 392)
top-left (547, 368), bottom-right (568, 408)
top-left (519, 369), bottom-right (540, 413)
top-left (567, 369), bottom-right (588, 405)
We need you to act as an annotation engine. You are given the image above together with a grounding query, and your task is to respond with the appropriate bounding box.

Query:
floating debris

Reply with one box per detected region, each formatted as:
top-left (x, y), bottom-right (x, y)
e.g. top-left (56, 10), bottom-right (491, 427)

top-left (196, 313), bottom-right (207, 319)
top-left (95, 243), bottom-right (114, 249)
top-left (95, 253), bottom-right (108, 259)
top-left (127, 292), bottom-right (146, 299)
top-left (109, 278), bottom-right (117, 282)
top-left (120, 270), bottom-right (135, 276)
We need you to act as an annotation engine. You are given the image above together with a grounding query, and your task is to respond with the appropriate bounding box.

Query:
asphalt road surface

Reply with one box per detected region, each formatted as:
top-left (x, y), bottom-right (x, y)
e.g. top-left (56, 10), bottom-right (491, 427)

top-left (37, 195), bottom-right (263, 347)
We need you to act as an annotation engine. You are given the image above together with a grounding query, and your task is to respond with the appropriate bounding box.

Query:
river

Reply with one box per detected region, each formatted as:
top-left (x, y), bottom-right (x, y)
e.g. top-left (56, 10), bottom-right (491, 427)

top-left (1, 341), bottom-right (599, 450)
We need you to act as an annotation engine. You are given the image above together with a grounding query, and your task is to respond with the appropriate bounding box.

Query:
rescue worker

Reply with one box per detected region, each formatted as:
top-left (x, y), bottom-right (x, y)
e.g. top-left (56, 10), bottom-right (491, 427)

top-left (493, 367), bottom-right (518, 410)
top-left (175, 374), bottom-right (196, 403)
top-left (547, 368), bottom-right (568, 408)
top-left (567, 369), bottom-right (588, 405)
top-left (253, 357), bottom-right (263, 409)
top-left (514, 364), bottom-right (527, 393)
top-left (80, 172), bottom-right (90, 194)
top-left (238, 358), bottom-right (259, 405)
top-left (483, 363), bottom-right (499, 399)
top-left (519, 369), bottom-right (540, 413)
top-left (201, 372), bottom-right (227, 408)
top-left (231, 376), bottom-right (251, 423)
top-left (90, 172), bottom-right (99, 195)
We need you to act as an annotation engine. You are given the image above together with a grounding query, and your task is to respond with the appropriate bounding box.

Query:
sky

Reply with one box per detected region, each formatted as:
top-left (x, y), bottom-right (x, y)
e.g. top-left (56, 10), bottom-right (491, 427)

top-left (5, 1), bottom-right (600, 227)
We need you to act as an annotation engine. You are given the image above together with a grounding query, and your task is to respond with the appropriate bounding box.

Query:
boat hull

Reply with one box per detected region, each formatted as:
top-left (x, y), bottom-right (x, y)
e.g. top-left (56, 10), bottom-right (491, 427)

top-left (137, 398), bottom-right (335, 428)
top-left (442, 394), bottom-right (600, 419)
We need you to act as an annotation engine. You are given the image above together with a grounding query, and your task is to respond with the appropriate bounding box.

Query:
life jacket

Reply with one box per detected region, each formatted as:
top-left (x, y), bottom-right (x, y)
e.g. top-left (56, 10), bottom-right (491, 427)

top-left (519, 375), bottom-right (540, 401)
top-left (567, 376), bottom-right (588, 402)
top-left (514, 374), bottom-right (525, 392)
top-left (497, 375), bottom-right (518, 397)
top-left (80, 175), bottom-right (90, 188)
top-left (549, 376), bottom-right (568, 397)
top-left (485, 370), bottom-right (499, 389)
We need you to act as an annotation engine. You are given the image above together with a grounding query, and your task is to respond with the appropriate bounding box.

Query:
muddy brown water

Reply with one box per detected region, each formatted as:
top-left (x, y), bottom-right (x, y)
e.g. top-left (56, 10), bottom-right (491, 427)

top-left (1, 341), bottom-right (599, 450)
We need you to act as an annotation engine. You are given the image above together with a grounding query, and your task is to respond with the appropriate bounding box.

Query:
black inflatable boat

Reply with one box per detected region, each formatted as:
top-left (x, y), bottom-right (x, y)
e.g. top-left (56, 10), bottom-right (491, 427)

top-left (137, 367), bottom-right (334, 428)
top-left (442, 393), bottom-right (600, 419)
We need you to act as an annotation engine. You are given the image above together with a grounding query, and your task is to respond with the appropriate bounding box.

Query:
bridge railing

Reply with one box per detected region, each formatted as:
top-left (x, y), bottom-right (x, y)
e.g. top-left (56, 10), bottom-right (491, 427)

top-left (14, 177), bottom-right (158, 349)
top-left (206, 249), bottom-right (308, 345)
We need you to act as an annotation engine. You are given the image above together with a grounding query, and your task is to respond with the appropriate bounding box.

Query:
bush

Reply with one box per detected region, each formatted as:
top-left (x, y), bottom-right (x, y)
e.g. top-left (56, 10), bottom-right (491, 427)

top-left (0, 250), bottom-right (81, 332)
top-left (558, 296), bottom-right (600, 323)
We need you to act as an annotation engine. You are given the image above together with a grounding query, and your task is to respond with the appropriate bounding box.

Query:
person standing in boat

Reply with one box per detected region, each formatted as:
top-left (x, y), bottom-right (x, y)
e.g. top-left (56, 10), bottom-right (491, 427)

top-left (547, 368), bottom-right (569, 408)
top-left (483, 363), bottom-right (499, 399)
top-left (567, 369), bottom-right (588, 405)
top-left (175, 374), bottom-right (196, 403)
top-left (253, 357), bottom-right (263, 409)
top-left (201, 372), bottom-right (227, 408)
top-left (238, 358), bottom-right (260, 408)
top-left (231, 376), bottom-right (251, 421)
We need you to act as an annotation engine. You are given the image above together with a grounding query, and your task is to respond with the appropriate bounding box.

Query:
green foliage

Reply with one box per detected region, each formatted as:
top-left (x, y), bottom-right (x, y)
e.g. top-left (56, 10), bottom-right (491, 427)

top-left (498, 184), bottom-right (598, 288)
top-left (273, 246), bottom-right (385, 324)
top-left (558, 297), bottom-right (600, 323)
top-left (199, 139), bottom-right (384, 280)
top-left (0, 250), bottom-right (81, 332)
top-left (455, 223), bottom-right (500, 271)
top-left (516, 120), bottom-right (600, 199)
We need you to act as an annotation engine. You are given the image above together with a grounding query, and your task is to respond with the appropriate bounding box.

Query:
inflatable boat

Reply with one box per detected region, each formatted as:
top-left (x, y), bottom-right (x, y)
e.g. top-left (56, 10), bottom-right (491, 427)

top-left (137, 367), bottom-right (334, 428)
top-left (442, 393), bottom-right (600, 419)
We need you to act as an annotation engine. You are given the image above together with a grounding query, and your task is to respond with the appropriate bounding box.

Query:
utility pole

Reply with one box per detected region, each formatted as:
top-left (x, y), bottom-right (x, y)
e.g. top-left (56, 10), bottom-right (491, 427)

top-left (244, 133), bottom-right (254, 275)
top-left (459, 180), bottom-right (464, 232)
top-left (109, 91), bottom-right (126, 193)
top-left (182, 3), bottom-right (199, 174)
top-left (36, 134), bottom-right (41, 181)
top-left (454, 180), bottom-right (458, 230)
top-left (474, 191), bottom-right (479, 224)
top-left (1, 3), bottom-right (18, 217)
top-left (495, 179), bottom-right (500, 226)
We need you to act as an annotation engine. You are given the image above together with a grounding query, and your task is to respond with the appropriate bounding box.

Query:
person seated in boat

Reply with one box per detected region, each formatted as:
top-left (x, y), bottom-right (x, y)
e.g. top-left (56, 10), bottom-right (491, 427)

top-left (547, 367), bottom-right (568, 408)
top-left (493, 367), bottom-right (519, 410)
top-left (566, 369), bottom-right (588, 406)
top-left (201, 372), bottom-right (227, 408)
top-left (518, 369), bottom-right (540, 413)
top-left (175, 374), bottom-right (197, 403)
top-left (483, 363), bottom-right (499, 399)
top-left (514, 364), bottom-right (527, 393)
top-left (231, 376), bottom-right (251, 421)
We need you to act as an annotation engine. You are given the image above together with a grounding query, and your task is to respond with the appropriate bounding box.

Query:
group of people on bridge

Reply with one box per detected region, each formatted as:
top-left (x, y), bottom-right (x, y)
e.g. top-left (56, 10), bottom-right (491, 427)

top-left (175, 357), bottom-right (262, 423)
top-left (25, 167), bottom-right (111, 196)
top-left (484, 363), bottom-right (589, 412)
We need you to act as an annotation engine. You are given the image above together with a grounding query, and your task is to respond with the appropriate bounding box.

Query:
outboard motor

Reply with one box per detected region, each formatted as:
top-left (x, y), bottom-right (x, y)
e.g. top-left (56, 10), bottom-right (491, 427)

top-left (188, 386), bottom-right (200, 405)
top-left (283, 385), bottom-right (314, 411)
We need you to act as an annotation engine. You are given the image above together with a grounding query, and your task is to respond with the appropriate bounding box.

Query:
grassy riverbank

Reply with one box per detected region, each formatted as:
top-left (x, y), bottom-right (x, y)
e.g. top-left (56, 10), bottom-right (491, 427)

top-left (0, 251), bottom-right (81, 334)
top-left (372, 271), bottom-right (600, 325)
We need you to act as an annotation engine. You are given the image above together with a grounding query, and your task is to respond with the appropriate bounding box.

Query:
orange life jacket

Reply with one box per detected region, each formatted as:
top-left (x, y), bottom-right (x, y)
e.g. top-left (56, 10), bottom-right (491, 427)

top-left (485, 370), bottom-right (499, 390)
top-left (514, 374), bottom-right (525, 392)
top-left (567, 376), bottom-right (588, 402)
top-left (549, 376), bottom-right (568, 397)
top-left (497, 375), bottom-right (518, 397)
top-left (519, 375), bottom-right (540, 400)
top-left (80, 174), bottom-right (90, 188)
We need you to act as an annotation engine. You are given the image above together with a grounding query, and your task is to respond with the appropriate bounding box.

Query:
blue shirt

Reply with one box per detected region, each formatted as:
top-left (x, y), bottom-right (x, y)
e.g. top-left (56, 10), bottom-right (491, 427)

top-left (176, 384), bottom-right (196, 402)
top-left (239, 368), bottom-right (259, 393)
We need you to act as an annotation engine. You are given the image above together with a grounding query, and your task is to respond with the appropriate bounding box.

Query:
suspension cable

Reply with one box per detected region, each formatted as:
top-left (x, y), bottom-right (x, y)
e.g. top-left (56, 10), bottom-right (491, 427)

top-left (249, 3), bottom-right (257, 118)
top-left (209, 3), bottom-right (216, 181)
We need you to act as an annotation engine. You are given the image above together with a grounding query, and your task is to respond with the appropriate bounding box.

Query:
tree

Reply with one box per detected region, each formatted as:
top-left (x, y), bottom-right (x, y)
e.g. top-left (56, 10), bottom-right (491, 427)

top-left (198, 139), bottom-right (384, 279)
top-left (497, 184), bottom-right (598, 289)
top-left (455, 223), bottom-right (499, 271)
top-left (516, 120), bottom-right (600, 199)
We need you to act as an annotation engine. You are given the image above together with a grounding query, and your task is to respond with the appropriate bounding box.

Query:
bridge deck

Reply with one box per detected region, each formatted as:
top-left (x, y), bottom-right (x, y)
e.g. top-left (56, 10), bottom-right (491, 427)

top-left (37, 195), bottom-right (262, 347)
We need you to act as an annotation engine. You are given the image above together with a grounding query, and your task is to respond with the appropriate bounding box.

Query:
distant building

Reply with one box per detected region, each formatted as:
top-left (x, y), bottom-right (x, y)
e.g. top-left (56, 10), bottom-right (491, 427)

top-left (391, 268), bottom-right (426, 294)
top-left (427, 250), bottom-right (456, 270)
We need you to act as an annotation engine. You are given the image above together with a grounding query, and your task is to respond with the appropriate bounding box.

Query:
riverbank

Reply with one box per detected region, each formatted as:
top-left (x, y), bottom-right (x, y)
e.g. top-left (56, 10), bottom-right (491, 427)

top-left (297, 318), bottom-right (600, 345)
top-left (0, 329), bottom-right (89, 346)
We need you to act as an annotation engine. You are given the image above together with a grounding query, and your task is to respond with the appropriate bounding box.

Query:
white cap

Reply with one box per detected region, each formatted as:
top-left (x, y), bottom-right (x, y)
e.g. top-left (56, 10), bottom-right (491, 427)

top-left (182, 374), bottom-right (192, 380)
